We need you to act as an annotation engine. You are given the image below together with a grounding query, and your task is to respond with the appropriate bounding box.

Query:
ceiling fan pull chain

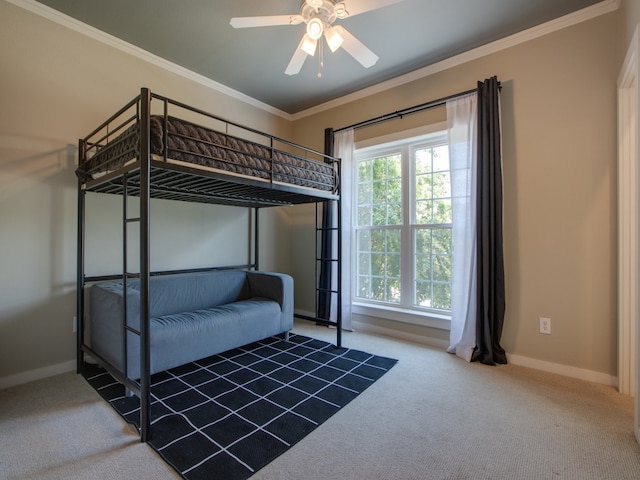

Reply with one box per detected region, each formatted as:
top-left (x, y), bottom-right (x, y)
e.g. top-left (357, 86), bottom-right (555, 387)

top-left (318, 39), bottom-right (324, 78)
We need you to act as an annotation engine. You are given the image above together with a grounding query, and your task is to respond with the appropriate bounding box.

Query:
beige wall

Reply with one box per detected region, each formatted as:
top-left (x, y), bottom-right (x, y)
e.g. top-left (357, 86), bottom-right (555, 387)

top-left (0, 1), bottom-right (292, 380)
top-left (292, 12), bottom-right (620, 376)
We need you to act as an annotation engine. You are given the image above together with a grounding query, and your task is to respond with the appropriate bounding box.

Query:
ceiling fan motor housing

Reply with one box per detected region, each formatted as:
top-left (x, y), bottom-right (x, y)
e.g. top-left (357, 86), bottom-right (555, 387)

top-left (302, 0), bottom-right (347, 35)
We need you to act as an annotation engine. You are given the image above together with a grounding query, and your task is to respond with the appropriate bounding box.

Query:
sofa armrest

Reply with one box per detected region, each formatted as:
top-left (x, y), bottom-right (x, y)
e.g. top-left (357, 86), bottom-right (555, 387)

top-left (246, 271), bottom-right (293, 330)
top-left (89, 282), bottom-right (141, 373)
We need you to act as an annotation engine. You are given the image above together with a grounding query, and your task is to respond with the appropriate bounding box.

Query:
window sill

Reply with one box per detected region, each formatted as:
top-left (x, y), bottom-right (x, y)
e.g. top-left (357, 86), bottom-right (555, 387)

top-left (352, 303), bottom-right (451, 331)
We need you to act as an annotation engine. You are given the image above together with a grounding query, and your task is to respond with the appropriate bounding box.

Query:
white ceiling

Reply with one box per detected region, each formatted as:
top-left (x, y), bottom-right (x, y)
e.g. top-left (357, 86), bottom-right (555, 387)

top-left (35, 0), bottom-right (605, 114)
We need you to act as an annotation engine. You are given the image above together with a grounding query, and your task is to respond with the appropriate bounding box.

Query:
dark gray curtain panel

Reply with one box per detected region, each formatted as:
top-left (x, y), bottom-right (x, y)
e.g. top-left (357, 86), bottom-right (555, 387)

top-left (472, 76), bottom-right (507, 365)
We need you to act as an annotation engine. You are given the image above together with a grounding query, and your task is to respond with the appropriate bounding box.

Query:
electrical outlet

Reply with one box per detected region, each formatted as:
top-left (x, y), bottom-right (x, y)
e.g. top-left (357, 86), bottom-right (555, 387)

top-left (72, 316), bottom-right (77, 333)
top-left (539, 317), bottom-right (551, 335)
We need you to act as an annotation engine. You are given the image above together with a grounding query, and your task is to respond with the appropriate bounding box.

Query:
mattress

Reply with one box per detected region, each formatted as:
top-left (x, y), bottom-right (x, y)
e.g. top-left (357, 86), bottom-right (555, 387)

top-left (76, 115), bottom-right (337, 192)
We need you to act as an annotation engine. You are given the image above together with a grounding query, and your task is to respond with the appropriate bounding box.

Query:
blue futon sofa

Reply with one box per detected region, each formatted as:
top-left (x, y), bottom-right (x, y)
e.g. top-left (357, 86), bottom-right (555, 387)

top-left (89, 269), bottom-right (293, 379)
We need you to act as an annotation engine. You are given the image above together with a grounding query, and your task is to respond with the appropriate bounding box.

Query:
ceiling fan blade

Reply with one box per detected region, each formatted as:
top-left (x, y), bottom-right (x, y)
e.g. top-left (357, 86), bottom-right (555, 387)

top-left (334, 26), bottom-right (378, 68)
top-left (230, 14), bottom-right (302, 28)
top-left (285, 36), bottom-right (310, 75)
top-left (338, 0), bottom-right (404, 18)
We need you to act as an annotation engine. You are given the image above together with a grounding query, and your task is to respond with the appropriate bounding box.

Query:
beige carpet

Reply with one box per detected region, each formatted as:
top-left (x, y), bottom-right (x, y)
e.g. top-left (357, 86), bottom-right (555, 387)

top-left (1, 321), bottom-right (639, 480)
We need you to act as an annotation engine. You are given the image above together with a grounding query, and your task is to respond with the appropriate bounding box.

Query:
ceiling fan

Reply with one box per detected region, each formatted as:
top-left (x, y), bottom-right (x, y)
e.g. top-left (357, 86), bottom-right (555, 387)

top-left (230, 0), bottom-right (404, 76)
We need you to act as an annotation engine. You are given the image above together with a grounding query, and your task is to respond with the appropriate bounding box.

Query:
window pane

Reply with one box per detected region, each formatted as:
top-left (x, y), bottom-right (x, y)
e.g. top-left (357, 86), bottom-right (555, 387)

top-left (373, 180), bottom-right (387, 203)
top-left (358, 160), bottom-right (371, 181)
top-left (388, 202), bottom-right (402, 225)
top-left (415, 280), bottom-right (432, 307)
top-left (413, 144), bottom-right (451, 226)
top-left (413, 227), bottom-right (452, 310)
top-left (388, 253), bottom-right (401, 277)
top-left (388, 155), bottom-right (402, 177)
top-left (415, 149), bottom-right (432, 174)
top-left (371, 229), bottom-right (385, 250)
top-left (386, 278), bottom-right (401, 303)
top-left (372, 157), bottom-right (387, 179)
top-left (357, 275), bottom-right (371, 298)
top-left (371, 253), bottom-right (385, 276)
top-left (415, 199), bottom-right (433, 224)
top-left (432, 282), bottom-right (451, 310)
top-left (371, 277), bottom-right (385, 302)
top-left (416, 175), bottom-right (432, 201)
top-left (433, 199), bottom-right (452, 224)
top-left (358, 182), bottom-right (372, 204)
top-left (387, 179), bottom-right (402, 203)
top-left (432, 228), bottom-right (452, 254)
top-left (432, 145), bottom-right (450, 172)
top-left (372, 204), bottom-right (387, 226)
top-left (415, 229), bottom-right (432, 252)
top-left (415, 253), bottom-right (432, 281)
top-left (433, 254), bottom-right (451, 282)
top-left (357, 153), bottom-right (402, 227)
top-left (432, 172), bottom-right (451, 198)
top-left (358, 205), bottom-right (371, 225)
top-left (355, 227), bottom-right (401, 304)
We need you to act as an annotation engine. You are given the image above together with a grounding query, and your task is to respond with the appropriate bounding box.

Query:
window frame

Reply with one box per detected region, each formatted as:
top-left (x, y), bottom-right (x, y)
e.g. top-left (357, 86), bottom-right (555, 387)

top-left (352, 123), bottom-right (451, 330)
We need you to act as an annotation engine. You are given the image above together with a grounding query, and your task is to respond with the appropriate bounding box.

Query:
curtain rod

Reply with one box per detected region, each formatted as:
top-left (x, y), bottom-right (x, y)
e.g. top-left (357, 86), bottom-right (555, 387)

top-left (333, 86), bottom-right (478, 133)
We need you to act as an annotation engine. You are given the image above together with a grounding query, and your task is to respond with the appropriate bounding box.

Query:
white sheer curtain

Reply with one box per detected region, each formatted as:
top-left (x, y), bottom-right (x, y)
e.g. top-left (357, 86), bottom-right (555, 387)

top-left (446, 93), bottom-right (478, 361)
top-left (332, 129), bottom-right (354, 331)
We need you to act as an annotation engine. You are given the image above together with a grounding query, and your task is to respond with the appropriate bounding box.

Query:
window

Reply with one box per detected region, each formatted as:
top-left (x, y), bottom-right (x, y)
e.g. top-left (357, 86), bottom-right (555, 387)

top-left (354, 130), bottom-right (452, 321)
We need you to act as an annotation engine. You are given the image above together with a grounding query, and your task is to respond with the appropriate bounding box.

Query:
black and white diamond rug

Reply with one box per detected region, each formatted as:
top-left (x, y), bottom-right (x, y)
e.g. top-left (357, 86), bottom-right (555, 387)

top-left (83, 333), bottom-right (397, 480)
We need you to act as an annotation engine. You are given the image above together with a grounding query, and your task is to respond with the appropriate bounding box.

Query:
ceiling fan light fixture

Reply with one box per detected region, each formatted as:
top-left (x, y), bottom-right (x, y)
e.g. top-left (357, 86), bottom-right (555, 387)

top-left (333, 2), bottom-right (349, 19)
top-left (305, 0), bottom-right (324, 9)
top-left (324, 26), bottom-right (343, 52)
top-left (289, 14), bottom-right (304, 25)
top-left (301, 34), bottom-right (318, 56)
top-left (306, 17), bottom-right (324, 40)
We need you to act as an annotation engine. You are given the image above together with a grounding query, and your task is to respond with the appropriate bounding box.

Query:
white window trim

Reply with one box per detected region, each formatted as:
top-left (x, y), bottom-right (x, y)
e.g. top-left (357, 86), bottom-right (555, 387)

top-left (353, 302), bottom-right (451, 330)
top-left (354, 121), bottom-right (451, 330)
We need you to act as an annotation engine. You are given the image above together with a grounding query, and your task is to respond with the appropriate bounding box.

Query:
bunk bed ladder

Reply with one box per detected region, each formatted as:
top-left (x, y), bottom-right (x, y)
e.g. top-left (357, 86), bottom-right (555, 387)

top-left (122, 172), bottom-right (140, 394)
top-left (316, 127), bottom-right (342, 347)
top-left (316, 198), bottom-right (342, 348)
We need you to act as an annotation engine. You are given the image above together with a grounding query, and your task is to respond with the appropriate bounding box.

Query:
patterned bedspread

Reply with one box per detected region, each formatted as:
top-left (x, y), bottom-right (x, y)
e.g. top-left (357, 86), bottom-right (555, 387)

top-left (76, 116), bottom-right (337, 192)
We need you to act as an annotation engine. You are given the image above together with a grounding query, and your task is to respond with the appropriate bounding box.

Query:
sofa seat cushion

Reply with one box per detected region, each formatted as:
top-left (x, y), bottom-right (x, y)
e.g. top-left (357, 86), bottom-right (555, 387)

top-left (145, 298), bottom-right (283, 374)
top-left (152, 297), bottom-right (280, 331)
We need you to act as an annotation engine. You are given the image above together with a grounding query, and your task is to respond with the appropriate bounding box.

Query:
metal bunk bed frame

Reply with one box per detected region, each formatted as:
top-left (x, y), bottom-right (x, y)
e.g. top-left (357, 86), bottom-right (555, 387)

top-left (76, 88), bottom-right (341, 441)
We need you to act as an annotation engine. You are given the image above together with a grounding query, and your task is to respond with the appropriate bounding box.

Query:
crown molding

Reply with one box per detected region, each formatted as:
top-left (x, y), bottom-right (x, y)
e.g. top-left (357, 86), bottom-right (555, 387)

top-left (5, 0), bottom-right (294, 120)
top-left (291, 0), bottom-right (621, 120)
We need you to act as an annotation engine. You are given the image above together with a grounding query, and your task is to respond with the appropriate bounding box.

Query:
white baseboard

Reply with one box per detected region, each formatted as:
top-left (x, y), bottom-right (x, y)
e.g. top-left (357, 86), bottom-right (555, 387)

top-left (0, 360), bottom-right (76, 390)
top-left (351, 319), bottom-right (450, 349)
top-left (507, 353), bottom-right (618, 388)
top-left (294, 309), bottom-right (316, 319)
top-left (348, 319), bottom-right (618, 388)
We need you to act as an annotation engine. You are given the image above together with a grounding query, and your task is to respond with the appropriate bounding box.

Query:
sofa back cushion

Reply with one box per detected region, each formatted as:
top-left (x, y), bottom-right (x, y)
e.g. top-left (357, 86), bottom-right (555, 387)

top-left (128, 270), bottom-right (250, 317)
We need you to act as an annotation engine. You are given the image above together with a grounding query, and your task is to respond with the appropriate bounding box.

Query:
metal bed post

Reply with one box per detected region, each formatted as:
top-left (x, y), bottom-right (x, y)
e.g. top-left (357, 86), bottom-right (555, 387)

top-left (76, 140), bottom-right (86, 374)
top-left (336, 182), bottom-right (342, 348)
top-left (254, 207), bottom-right (259, 271)
top-left (139, 88), bottom-right (152, 442)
